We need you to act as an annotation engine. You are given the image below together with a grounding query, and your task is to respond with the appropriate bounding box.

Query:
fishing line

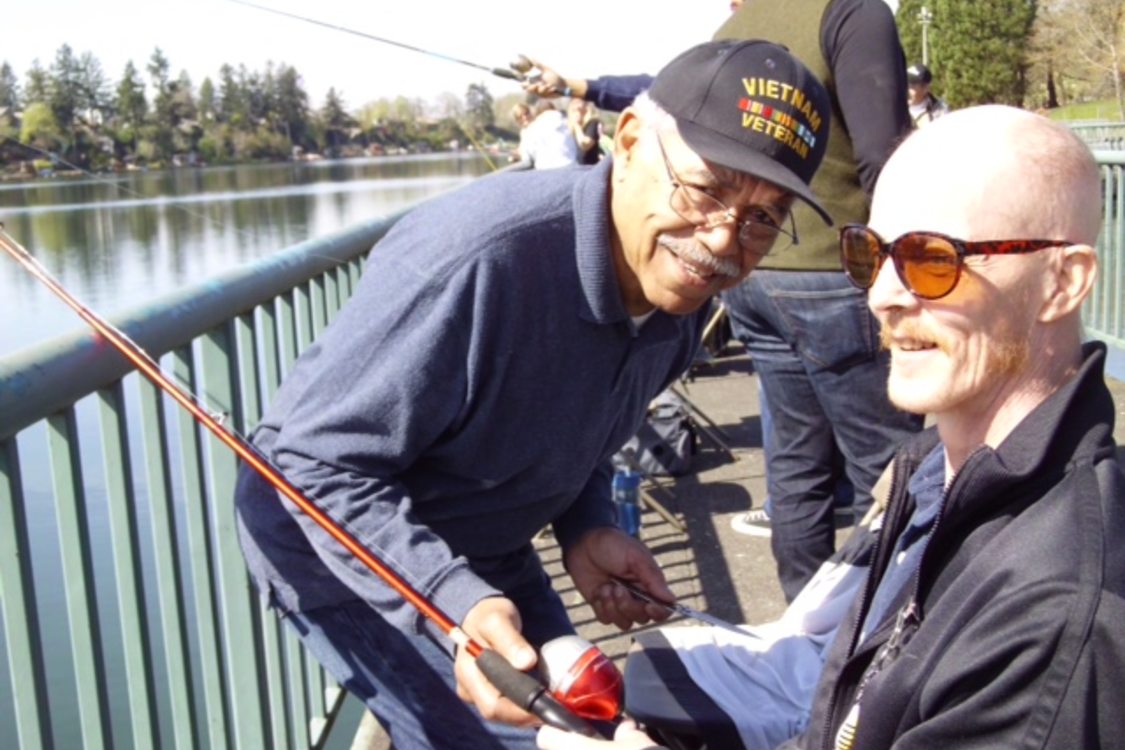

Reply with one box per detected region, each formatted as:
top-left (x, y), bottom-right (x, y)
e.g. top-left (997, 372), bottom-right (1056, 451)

top-left (228, 0), bottom-right (527, 83)
top-left (0, 223), bottom-right (602, 736)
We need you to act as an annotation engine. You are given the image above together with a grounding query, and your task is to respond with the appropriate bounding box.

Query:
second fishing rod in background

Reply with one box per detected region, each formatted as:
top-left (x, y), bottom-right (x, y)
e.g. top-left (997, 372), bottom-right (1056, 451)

top-left (229, 0), bottom-right (541, 86)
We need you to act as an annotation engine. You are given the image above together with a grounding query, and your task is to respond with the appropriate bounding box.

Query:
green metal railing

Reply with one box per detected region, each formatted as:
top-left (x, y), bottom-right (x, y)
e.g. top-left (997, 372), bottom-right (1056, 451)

top-left (0, 211), bottom-right (405, 749)
top-left (1091, 151), bottom-right (1125, 358)
top-left (1073, 122), bottom-right (1125, 151)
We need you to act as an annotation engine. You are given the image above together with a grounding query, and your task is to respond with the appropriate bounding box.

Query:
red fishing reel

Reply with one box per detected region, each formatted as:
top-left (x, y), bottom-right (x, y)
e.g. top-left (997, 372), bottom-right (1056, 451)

top-left (539, 636), bottom-right (624, 721)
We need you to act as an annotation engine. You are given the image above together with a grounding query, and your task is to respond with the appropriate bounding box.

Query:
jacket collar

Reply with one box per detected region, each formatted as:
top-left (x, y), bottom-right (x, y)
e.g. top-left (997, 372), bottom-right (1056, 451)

top-left (897, 341), bottom-right (1115, 526)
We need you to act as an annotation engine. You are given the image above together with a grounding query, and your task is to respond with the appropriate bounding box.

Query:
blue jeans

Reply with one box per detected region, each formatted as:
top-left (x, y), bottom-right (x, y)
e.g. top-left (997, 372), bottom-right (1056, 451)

top-left (759, 387), bottom-right (854, 516)
top-left (279, 549), bottom-right (574, 750)
top-left (723, 270), bottom-right (922, 601)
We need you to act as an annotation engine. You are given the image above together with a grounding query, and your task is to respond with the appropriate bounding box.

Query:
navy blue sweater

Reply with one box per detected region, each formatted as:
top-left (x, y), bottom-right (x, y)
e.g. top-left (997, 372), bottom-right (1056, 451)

top-left (235, 158), bottom-right (706, 637)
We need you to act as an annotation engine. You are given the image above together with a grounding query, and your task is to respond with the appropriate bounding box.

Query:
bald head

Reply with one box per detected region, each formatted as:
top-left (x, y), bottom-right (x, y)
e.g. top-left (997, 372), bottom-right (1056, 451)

top-left (872, 105), bottom-right (1101, 246)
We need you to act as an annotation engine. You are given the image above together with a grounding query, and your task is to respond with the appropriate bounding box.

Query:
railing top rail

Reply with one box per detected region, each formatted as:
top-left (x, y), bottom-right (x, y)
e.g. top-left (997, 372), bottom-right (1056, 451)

top-left (0, 211), bottom-right (405, 442)
top-left (1093, 149), bottom-right (1125, 164)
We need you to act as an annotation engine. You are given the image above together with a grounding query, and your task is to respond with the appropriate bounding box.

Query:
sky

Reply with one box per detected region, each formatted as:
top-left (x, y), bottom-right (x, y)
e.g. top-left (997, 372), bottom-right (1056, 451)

top-left (3, 0), bottom-right (734, 111)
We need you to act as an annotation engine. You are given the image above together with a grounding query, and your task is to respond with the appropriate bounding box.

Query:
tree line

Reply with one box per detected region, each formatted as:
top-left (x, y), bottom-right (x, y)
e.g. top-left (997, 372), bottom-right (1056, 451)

top-left (3, 1), bottom-right (1123, 177)
top-left (895, 0), bottom-right (1125, 118)
top-left (0, 45), bottom-right (508, 176)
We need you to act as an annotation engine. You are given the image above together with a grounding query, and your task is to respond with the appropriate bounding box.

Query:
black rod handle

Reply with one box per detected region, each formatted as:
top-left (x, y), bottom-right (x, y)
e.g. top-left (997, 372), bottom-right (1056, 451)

top-left (475, 650), bottom-right (600, 737)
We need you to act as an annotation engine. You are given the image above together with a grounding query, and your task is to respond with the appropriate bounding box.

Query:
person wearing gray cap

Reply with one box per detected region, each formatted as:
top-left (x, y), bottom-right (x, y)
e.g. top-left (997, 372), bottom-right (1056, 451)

top-left (234, 39), bottom-right (832, 750)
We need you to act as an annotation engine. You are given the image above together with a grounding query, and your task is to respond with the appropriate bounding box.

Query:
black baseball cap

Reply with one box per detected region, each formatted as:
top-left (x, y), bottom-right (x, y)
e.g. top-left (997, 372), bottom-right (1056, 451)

top-left (907, 63), bottom-right (932, 85)
top-left (648, 39), bottom-right (833, 225)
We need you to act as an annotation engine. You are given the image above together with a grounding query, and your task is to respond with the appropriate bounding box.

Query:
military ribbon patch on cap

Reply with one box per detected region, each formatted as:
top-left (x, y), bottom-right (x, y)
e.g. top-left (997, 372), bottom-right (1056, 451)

top-left (739, 77), bottom-right (823, 160)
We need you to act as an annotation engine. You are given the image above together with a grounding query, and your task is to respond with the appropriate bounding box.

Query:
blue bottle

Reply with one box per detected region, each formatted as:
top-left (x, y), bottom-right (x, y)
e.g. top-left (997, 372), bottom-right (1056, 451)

top-left (612, 470), bottom-right (642, 538)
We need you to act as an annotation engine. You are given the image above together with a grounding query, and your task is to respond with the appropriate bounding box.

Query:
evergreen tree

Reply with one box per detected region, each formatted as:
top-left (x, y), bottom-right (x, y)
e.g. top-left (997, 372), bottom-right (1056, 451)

top-left (274, 64), bottom-right (310, 146)
top-left (24, 61), bottom-right (49, 104)
top-left (198, 77), bottom-right (216, 121)
top-left (898, 0), bottom-right (1038, 108)
top-left (114, 60), bottom-right (147, 153)
top-left (217, 64), bottom-right (243, 125)
top-left (0, 62), bottom-right (20, 110)
top-left (147, 48), bottom-right (175, 157)
top-left (115, 61), bottom-right (147, 123)
top-left (896, 0), bottom-right (927, 68)
top-left (75, 52), bottom-right (112, 118)
top-left (171, 70), bottom-right (198, 124)
top-left (48, 44), bottom-right (82, 131)
top-left (319, 87), bottom-right (353, 155)
top-left (169, 70), bottom-right (200, 153)
top-left (147, 48), bottom-right (172, 118)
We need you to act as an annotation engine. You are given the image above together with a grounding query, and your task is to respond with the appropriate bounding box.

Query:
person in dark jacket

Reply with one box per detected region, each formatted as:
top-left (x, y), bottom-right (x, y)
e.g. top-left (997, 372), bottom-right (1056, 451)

top-left (234, 40), bottom-right (833, 750)
top-left (539, 104), bottom-right (1125, 750)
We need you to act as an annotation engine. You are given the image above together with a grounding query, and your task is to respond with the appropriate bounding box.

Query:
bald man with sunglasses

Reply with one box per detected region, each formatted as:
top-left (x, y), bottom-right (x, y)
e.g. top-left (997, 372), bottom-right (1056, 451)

top-left (540, 104), bottom-right (1125, 750)
top-left (793, 104), bottom-right (1124, 750)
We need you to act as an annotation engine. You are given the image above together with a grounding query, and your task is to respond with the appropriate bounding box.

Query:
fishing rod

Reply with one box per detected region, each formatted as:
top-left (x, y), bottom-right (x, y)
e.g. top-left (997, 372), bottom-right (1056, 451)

top-left (0, 225), bottom-right (614, 737)
top-left (229, 0), bottom-right (527, 83)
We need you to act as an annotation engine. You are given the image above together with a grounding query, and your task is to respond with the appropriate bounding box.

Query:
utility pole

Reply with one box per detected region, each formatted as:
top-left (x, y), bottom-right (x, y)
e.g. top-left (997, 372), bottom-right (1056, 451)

top-left (919, 5), bottom-right (934, 66)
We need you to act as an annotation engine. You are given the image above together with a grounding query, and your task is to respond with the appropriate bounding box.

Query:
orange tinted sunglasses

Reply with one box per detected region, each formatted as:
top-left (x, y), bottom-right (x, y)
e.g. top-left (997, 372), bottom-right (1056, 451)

top-left (840, 224), bottom-right (1071, 300)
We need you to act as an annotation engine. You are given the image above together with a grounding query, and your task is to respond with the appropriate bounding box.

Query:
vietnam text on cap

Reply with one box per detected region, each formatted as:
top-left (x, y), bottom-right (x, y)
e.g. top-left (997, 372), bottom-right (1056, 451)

top-left (648, 39), bottom-right (833, 225)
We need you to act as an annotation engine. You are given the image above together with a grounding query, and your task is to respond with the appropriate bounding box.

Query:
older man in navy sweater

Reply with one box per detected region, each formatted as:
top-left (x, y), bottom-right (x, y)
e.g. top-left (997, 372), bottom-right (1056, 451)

top-left (234, 40), bottom-right (832, 750)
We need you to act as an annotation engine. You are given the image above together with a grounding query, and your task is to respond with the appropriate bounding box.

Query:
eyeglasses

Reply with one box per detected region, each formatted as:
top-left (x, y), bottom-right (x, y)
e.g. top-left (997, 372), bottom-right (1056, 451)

top-left (839, 224), bottom-right (1072, 300)
top-left (656, 135), bottom-right (798, 254)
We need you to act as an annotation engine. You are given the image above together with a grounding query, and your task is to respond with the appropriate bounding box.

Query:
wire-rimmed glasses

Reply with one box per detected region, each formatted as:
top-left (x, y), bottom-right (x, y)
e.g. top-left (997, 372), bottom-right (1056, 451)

top-left (656, 135), bottom-right (798, 255)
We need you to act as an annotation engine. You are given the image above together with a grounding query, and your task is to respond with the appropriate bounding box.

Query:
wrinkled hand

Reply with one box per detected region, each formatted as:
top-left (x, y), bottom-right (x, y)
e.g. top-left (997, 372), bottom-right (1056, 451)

top-left (564, 527), bottom-right (674, 630)
top-left (538, 719), bottom-right (665, 749)
top-left (520, 57), bottom-right (566, 98)
top-left (455, 596), bottom-right (540, 727)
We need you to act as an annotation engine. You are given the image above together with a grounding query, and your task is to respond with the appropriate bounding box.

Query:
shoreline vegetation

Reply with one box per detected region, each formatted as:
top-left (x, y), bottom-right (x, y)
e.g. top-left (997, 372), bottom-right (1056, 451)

top-left (0, 45), bottom-right (524, 183)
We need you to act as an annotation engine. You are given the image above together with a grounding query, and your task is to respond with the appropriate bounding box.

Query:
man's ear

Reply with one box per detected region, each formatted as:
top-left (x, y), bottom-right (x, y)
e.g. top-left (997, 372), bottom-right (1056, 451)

top-left (611, 108), bottom-right (644, 167)
top-left (1039, 244), bottom-right (1097, 323)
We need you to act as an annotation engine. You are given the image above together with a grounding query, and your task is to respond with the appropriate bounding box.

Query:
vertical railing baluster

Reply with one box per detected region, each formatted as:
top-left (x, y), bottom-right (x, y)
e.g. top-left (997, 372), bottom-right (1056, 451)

top-left (136, 373), bottom-right (201, 750)
top-left (97, 382), bottom-right (162, 749)
top-left (259, 304), bottom-right (283, 403)
top-left (310, 275), bottom-right (328, 341)
top-left (233, 310), bottom-right (294, 749)
top-left (0, 436), bottom-right (54, 749)
top-left (279, 290), bottom-right (301, 374)
top-left (199, 327), bottom-right (268, 749)
top-left (295, 285), bottom-right (314, 355)
top-left (286, 630), bottom-right (311, 748)
top-left (47, 409), bottom-right (112, 750)
top-left (1114, 164), bottom-right (1124, 340)
top-left (324, 267), bottom-right (342, 325)
top-left (172, 349), bottom-right (230, 750)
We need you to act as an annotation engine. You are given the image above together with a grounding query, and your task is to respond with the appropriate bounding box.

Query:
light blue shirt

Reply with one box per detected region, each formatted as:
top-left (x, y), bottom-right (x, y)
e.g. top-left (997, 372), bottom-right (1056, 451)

top-left (861, 444), bottom-right (945, 641)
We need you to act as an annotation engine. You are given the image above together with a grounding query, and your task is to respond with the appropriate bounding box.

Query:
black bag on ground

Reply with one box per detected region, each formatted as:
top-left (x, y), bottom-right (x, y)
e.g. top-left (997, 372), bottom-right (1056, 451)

top-left (614, 389), bottom-right (697, 477)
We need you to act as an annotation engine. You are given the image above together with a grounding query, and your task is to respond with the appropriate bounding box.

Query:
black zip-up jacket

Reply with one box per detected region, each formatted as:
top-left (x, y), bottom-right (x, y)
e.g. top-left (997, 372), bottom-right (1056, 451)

top-left (783, 342), bottom-right (1125, 749)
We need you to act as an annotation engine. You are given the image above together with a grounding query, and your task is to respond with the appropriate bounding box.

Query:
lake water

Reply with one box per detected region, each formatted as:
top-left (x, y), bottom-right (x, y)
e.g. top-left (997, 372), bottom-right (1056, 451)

top-left (0, 153), bottom-right (494, 361)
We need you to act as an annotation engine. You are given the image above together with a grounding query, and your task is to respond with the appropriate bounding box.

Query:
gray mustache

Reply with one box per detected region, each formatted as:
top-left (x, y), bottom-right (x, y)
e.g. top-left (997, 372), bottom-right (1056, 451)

top-left (657, 235), bottom-right (741, 278)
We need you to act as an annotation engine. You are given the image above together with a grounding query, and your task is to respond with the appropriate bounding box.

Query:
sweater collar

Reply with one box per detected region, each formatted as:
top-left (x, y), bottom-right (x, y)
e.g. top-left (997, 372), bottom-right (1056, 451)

top-left (573, 157), bottom-right (630, 325)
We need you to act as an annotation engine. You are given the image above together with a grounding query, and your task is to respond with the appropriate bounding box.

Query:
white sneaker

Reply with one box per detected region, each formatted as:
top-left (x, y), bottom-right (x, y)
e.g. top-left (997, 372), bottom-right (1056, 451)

top-left (730, 507), bottom-right (772, 537)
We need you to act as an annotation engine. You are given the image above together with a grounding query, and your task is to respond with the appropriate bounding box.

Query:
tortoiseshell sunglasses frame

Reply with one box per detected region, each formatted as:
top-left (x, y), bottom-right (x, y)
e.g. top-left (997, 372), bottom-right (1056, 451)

top-left (839, 223), bottom-right (1072, 300)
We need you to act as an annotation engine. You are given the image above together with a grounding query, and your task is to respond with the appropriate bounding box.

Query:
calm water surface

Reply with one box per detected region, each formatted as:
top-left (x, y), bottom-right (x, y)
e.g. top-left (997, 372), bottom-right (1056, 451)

top-left (0, 153), bottom-right (493, 360)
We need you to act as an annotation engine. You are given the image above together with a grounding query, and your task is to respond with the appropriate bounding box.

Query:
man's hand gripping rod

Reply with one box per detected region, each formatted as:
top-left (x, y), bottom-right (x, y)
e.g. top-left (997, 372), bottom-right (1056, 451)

top-left (0, 226), bottom-right (598, 737)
